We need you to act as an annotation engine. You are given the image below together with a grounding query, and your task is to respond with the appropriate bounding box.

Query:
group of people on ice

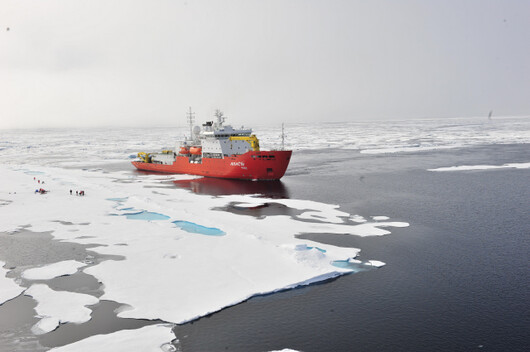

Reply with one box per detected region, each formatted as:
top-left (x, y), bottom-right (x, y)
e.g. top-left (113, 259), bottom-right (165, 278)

top-left (34, 177), bottom-right (48, 194)
top-left (32, 176), bottom-right (85, 196)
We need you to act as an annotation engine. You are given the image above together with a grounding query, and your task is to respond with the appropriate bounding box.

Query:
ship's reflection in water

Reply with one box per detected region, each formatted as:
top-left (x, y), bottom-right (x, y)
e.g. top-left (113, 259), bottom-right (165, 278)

top-left (172, 177), bottom-right (290, 198)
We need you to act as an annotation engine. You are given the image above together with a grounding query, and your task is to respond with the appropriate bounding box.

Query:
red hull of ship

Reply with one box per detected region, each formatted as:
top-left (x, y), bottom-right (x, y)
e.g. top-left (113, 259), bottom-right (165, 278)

top-left (132, 150), bottom-right (292, 180)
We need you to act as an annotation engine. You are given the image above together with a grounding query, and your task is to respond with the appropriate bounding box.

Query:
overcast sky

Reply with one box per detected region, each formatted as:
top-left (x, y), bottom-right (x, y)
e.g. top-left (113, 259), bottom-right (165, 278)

top-left (1, 0), bottom-right (529, 129)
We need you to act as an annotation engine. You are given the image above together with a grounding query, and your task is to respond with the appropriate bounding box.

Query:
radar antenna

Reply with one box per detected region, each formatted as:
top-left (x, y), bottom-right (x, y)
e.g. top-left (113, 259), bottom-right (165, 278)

top-left (215, 109), bottom-right (225, 126)
top-left (187, 107), bottom-right (195, 140)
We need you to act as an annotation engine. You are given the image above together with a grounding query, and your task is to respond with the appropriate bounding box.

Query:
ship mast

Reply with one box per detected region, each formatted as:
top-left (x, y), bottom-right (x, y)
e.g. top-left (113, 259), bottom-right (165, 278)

top-left (186, 107), bottom-right (195, 141)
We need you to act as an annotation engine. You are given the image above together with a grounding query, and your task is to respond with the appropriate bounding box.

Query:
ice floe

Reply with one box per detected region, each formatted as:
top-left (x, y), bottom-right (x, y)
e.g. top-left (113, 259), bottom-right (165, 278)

top-left (24, 284), bottom-right (99, 334)
top-left (350, 215), bottom-right (367, 223)
top-left (366, 260), bottom-right (386, 267)
top-left (48, 324), bottom-right (176, 352)
top-left (22, 260), bottom-right (86, 280)
top-left (428, 162), bottom-right (530, 172)
top-left (0, 165), bottom-right (408, 326)
top-left (0, 260), bottom-right (24, 305)
top-left (371, 216), bottom-right (390, 221)
top-left (233, 202), bottom-right (267, 208)
top-left (361, 144), bottom-right (458, 154)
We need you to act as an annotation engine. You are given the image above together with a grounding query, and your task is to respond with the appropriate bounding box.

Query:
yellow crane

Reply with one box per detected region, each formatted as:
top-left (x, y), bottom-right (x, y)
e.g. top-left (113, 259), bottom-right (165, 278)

top-left (229, 135), bottom-right (260, 151)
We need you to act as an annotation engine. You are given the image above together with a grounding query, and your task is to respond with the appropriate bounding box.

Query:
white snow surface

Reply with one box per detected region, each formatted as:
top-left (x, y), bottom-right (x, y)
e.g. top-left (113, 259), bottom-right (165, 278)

top-left (48, 324), bottom-right (175, 352)
top-left (0, 260), bottom-right (25, 305)
top-left (22, 260), bottom-right (86, 280)
top-left (1, 117), bottom-right (529, 167)
top-left (350, 215), bottom-right (367, 223)
top-left (372, 216), bottom-right (390, 221)
top-left (273, 117), bottom-right (530, 153)
top-left (24, 284), bottom-right (99, 334)
top-left (0, 164), bottom-right (407, 324)
top-left (366, 260), bottom-right (386, 267)
top-left (428, 162), bottom-right (530, 172)
top-left (233, 202), bottom-right (267, 208)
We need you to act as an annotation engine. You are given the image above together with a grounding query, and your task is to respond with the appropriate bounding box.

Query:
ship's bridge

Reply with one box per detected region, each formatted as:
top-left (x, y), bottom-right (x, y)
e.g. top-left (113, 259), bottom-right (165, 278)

top-left (200, 124), bottom-right (259, 156)
top-left (201, 124), bottom-right (253, 138)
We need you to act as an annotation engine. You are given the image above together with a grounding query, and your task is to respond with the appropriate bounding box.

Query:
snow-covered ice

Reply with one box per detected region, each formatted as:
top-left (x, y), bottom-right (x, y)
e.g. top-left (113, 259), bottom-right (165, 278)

top-left (0, 164), bottom-right (406, 325)
top-left (24, 284), bottom-right (99, 334)
top-left (259, 117), bottom-right (530, 152)
top-left (0, 260), bottom-right (24, 305)
top-left (1, 117), bottom-right (529, 167)
top-left (48, 324), bottom-right (175, 352)
top-left (233, 202), bottom-right (267, 208)
top-left (22, 260), bottom-right (86, 280)
top-left (351, 215), bottom-right (367, 223)
top-left (372, 216), bottom-right (390, 221)
top-left (428, 162), bottom-right (530, 172)
top-left (361, 144), bottom-right (458, 154)
top-left (366, 260), bottom-right (386, 267)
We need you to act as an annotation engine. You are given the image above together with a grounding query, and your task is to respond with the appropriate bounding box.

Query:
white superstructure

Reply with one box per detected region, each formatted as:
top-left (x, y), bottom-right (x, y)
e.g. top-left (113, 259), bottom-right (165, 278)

top-left (184, 109), bottom-right (260, 158)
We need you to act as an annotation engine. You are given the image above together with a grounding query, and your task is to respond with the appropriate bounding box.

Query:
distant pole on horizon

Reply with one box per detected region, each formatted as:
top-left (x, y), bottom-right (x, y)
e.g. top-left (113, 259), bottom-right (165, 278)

top-left (187, 107), bottom-right (195, 140)
top-left (281, 123), bottom-right (285, 150)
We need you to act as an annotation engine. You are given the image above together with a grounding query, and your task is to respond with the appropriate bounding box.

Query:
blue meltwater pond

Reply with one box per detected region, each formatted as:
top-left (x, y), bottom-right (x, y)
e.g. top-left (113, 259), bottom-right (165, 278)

top-left (172, 221), bottom-right (225, 236)
top-left (124, 211), bottom-right (170, 221)
top-left (106, 198), bottom-right (224, 234)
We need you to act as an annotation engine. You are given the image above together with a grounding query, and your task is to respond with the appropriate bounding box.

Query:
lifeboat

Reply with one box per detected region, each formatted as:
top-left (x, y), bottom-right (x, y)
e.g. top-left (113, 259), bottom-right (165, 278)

top-left (179, 147), bottom-right (190, 155)
top-left (189, 146), bottom-right (202, 155)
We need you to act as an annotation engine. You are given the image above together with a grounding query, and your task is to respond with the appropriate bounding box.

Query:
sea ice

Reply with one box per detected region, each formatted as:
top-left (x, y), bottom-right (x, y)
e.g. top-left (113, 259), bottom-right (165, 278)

top-left (233, 202), bottom-right (267, 208)
top-left (371, 216), bottom-right (390, 221)
top-left (0, 164), bottom-right (406, 326)
top-left (350, 214), bottom-right (367, 223)
top-left (0, 260), bottom-right (24, 305)
top-left (22, 260), bottom-right (86, 280)
top-left (2, 117), bottom-right (529, 348)
top-left (428, 162), bottom-right (530, 172)
top-left (366, 260), bottom-right (386, 267)
top-left (48, 324), bottom-right (175, 352)
top-left (24, 284), bottom-right (99, 334)
top-left (361, 145), bottom-right (457, 154)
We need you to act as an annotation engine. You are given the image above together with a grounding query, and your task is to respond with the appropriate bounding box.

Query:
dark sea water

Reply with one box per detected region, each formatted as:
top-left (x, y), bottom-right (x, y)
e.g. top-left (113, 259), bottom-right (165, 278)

top-left (172, 144), bottom-right (530, 352)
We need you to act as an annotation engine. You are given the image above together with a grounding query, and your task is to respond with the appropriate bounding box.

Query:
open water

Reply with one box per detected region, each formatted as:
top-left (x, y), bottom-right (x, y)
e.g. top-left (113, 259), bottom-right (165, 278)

top-left (172, 143), bottom-right (529, 352)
